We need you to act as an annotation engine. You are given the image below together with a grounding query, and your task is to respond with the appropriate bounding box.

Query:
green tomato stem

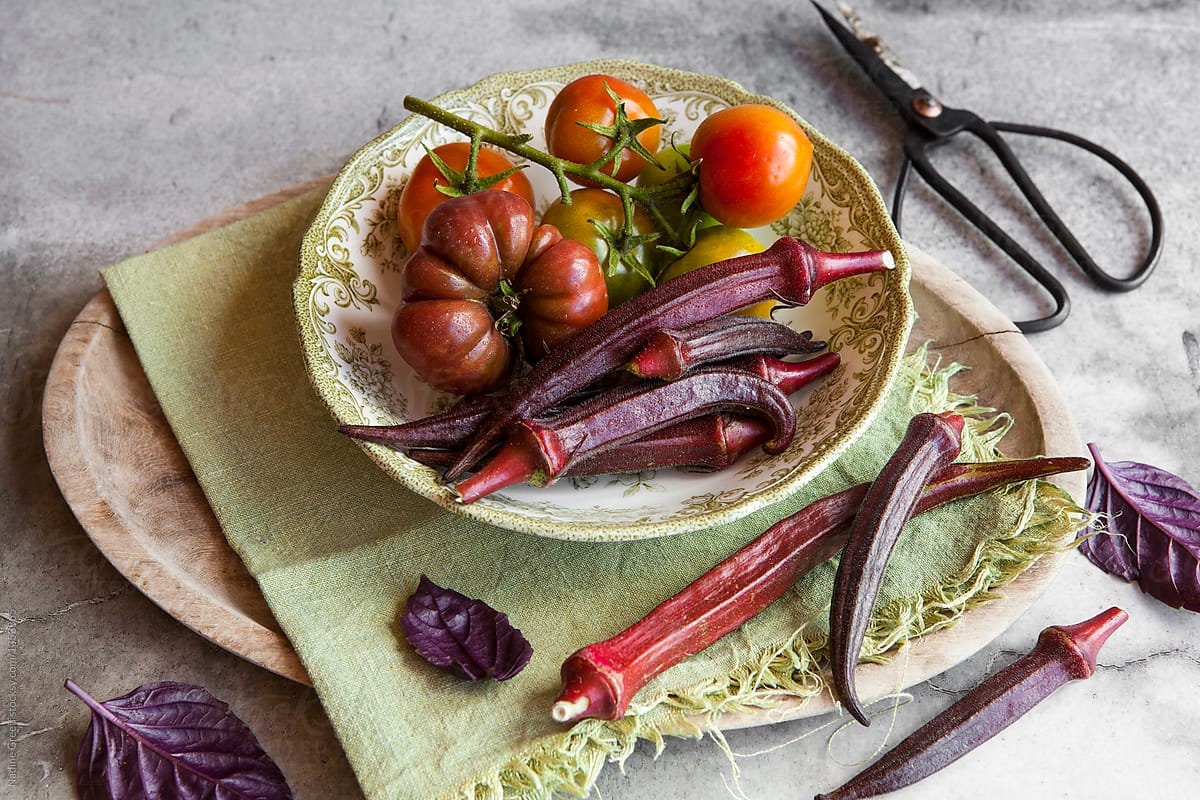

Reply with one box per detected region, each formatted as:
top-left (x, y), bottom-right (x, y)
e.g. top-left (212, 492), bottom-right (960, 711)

top-left (402, 96), bottom-right (694, 254)
top-left (403, 96), bottom-right (629, 194)
top-left (466, 132), bottom-right (482, 186)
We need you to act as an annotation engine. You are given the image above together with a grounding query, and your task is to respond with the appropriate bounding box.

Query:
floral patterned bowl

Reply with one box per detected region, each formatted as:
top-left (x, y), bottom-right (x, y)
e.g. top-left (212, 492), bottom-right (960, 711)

top-left (294, 59), bottom-right (913, 541)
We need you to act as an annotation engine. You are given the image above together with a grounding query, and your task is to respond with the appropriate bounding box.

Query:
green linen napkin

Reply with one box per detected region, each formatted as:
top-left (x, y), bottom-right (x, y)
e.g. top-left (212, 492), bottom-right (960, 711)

top-left (102, 187), bottom-right (1085, 800)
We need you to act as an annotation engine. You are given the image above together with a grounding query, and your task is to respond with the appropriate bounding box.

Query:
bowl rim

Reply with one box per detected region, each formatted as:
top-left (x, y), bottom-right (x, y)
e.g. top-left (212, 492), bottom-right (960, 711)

top-left (293, 58), bottom-right (914, 540)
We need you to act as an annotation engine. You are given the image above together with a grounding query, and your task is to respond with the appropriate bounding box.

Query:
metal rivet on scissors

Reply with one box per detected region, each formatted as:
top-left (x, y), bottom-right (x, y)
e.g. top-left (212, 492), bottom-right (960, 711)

top-left (812, 1), bottom-right (1164, 333)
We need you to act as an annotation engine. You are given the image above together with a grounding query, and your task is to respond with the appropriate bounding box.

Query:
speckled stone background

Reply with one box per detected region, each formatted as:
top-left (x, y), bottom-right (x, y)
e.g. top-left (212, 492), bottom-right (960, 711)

top-left (4, 1), bottom-right (1198, 798)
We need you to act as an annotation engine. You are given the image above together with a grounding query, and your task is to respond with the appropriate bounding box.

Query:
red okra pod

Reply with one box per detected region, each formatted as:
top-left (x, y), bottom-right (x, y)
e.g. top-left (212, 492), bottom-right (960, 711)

top-left (445, 238), bottom-right (894, 479)
top-left (338, 394), bottom-right (495, 451)
top-left (626, 315), bottom-right (825, 380)
top-left (829, 411), bottom-right (965, 726)
top-left (815, 607), bottom-right (1128, 800)
top-left (568, 352), bottom-right (842, 475)
top-left (568, 414), bottom-right (774, 475)
top-left (337, 383), bottom-right (615, 452)
top-left (550, 455), bottom-right (1089, 723)
top-left (454, 370), bottom-right (797, 503)
top-left (732, 351), bottom-right (841, 395)
top-left (399, 414), bottom-right (773, 475)
top-left (347, 352), bottom-right (841, 473)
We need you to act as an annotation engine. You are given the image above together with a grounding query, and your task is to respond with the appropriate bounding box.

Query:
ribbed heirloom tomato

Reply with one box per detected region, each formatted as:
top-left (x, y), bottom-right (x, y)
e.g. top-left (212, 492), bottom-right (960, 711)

top-left (393, 191), bottom-right (607, 395)
top-left (545, 74), bottom-right (661, 184)
top-left (690, 104), bottom-right (814, 229)
top-left (396, 142), bottom-right (534, 253)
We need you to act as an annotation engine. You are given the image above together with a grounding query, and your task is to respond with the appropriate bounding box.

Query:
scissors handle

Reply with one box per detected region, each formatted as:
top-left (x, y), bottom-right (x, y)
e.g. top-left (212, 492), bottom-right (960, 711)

top-left (892, 109), bottom-right (1164, 332)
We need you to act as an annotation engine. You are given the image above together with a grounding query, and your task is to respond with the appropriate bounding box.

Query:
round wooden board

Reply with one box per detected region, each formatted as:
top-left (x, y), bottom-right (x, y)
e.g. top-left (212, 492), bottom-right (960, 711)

top-left (41, 185), bottom-right (1085, 714)
top-left (719, 250), bottom-right (1085, 728)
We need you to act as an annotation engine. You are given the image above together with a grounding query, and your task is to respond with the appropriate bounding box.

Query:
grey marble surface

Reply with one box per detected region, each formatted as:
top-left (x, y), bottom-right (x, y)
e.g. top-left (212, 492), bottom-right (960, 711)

top-left (4, 1), bottom-right (1199, 798)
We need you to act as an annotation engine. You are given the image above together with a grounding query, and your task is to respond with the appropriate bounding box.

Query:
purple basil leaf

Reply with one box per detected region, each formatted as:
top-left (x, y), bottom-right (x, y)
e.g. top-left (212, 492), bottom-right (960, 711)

top-left (66, 679), bottom-right (292, 800)
top-left (1079, 442), bottom-right (1200, 612)
top-left (400, 575), bottom-right (532, 681)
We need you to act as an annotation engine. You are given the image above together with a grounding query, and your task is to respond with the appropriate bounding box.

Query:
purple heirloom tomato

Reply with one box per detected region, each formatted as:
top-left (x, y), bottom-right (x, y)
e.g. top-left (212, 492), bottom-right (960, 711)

top-left (393, 190), bottom-right (608, 395)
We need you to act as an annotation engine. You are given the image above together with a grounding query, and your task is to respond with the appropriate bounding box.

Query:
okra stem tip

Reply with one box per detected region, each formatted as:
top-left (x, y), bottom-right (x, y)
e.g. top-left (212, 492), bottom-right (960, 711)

top-left (936, 410), bottom-right (965, 435)
top-left (550, 696), bottom-right (590, 723)
top-left (1055, 606), bottom-right (1129, 673)
top-left (453, 437), bottom-right (545, 504)
top-left (808, 245), bottom-right (897, 295)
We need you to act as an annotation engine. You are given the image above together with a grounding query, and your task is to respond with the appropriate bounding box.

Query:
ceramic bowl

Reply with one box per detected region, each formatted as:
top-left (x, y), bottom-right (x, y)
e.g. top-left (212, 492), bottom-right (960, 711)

top-left (294, 59), bottom-right (913, 541)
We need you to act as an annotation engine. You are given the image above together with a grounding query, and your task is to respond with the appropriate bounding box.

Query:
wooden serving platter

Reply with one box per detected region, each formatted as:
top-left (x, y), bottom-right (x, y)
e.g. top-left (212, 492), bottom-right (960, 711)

top-left (41, 183), bottom-right (1085, 714)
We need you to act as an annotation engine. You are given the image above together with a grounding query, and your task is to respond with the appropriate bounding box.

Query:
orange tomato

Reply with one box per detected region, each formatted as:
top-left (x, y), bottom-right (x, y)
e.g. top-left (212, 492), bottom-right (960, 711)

top-left (545, 74), bottom-right (661, 184)
top-left (690, 104), bottom-right (813, 229)
top-left (397, 142), bottom-right (534, 252)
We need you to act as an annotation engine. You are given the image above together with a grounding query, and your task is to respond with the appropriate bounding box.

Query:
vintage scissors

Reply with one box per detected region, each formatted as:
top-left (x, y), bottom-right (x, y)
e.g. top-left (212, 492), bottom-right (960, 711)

top-left (812, 2), bottom-right (1163, 332)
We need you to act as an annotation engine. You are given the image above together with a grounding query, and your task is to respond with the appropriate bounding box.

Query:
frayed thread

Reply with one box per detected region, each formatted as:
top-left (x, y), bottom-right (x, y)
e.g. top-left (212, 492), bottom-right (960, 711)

top-left (451, 346), bottom-right (1090, 800)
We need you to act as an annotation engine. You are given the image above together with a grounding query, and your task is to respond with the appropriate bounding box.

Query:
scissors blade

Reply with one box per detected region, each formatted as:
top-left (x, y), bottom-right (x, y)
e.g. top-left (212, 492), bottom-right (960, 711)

top-left (811, 2), bottom-right (925, 113)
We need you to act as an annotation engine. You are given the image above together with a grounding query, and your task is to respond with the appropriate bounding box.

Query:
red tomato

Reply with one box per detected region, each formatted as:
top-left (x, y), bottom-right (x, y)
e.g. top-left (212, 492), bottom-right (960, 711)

top-left (689, 104), bottom-right (814, 229)
top-left (396, 142), bottom-right (534, 253)
top-left (545, 74), bottom-right (661, 184)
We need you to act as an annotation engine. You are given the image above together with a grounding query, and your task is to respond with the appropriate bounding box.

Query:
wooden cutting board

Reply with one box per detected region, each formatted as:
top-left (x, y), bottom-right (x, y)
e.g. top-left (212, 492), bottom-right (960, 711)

top-left (41, 181), bottom-right (1085, 722)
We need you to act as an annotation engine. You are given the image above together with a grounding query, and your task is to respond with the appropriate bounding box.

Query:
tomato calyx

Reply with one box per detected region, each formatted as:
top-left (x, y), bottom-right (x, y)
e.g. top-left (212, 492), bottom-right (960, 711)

top-left (422, 136), bottom-right (528, 200)
top-left (488, 279), bottom-right (526, 339)
top-left (586, 211), bottom-right (660, 286)
top-left (573, 82), bottom-right (665, 181)
top-left (634, 139), bottom-right (708, 258)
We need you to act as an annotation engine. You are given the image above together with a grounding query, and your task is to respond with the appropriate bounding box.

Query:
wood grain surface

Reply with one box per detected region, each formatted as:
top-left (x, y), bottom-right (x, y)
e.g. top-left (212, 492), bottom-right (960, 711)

top-left (41, 180), bottom-right (330, 685)
top-left (40, 183), bottom-right (1086, 715)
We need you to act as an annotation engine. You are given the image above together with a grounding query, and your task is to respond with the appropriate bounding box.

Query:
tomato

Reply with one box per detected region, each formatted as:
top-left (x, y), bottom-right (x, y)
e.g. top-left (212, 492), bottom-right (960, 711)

top-left (545, 74), bottom-right (661, 184)
top-left (689, 104), bottom-right (813, 229)
top-left (658, 225), bottom-right (775, 318)
top-left (516, 226), bottom-right (610, 361)
top-left (636, 143), bottom-right (718, 243)
top-left (540, 188), bottom-right (658, 306)
top-left (394, 191), bottom-right (607, 395)
top-left (396, 142), bottom-right (534, 253)
top-left (636, 143), bottom-right (693, 190)
top-left (392, 299), bottom-right (513, 395)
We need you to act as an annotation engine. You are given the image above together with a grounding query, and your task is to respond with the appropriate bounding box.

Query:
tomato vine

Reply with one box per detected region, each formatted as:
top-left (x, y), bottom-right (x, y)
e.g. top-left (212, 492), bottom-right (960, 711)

top-left (401, 94), bottom-right (698, 282)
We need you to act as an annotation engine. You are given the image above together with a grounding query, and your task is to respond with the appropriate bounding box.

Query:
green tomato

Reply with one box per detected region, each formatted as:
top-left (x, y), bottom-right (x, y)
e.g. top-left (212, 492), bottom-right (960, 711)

top-left (637, 143), bottom-right (721, 249)
top-left (659, 225), bottom-right (776, 318)
top-left (540, 188), bottom-right (658, 306)
top-left (636, 143), bottom-right (692, 189)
